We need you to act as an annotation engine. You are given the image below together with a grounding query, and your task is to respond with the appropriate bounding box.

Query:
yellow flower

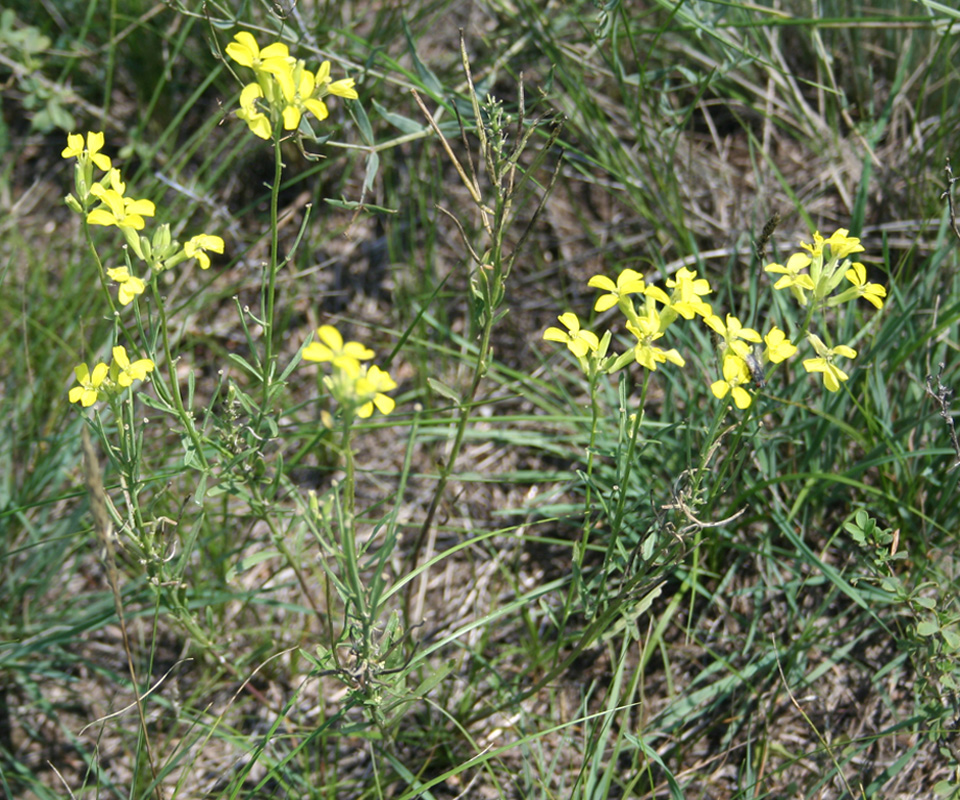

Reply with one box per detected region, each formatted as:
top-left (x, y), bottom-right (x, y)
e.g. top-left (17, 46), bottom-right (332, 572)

top-left (664, 267), bottom-right (713, 320)
top-left (302, 325), bottom-right (375, 375)
top-left (625, 311), bottom-right (685, 371)
top-left (225, 32), bottom-right (294, 77)
top-left (802, 334), bottom-right (856, 392)
top-left (355, 365), bottom-right (398, 418)
top-left (184, 234), bottom-right (225, 270)
top-left (275, 60), bottom-right (329, 130)
top-left (763, 326), bottom-right (797, 364)
top-left (843, 262), bottom-right (886, 309)
top-left (62, 131), bottom-right (112, 171)
top-left (587, 269), bottom-right (648, 312)
top-left (87, 170), bottom-right (155, 231)
top-left (68, 362), bottom-right (109, 407)
top-left (703, 313), bottom-right (762, 359)
top-left (710, 354), bottom-right (753, 409)
top-left (802, 228), bottom-right (864, 261)
top-left (110, 346), bottom-right (154, 387)
top-left (237, 83), bottom-right (273, 140)
top-left (543, 312), bottom-right (599, 358)
top-left (314, 60), bottom-right (359, 100)
top-left (106, 266), bottom-right (146, 306)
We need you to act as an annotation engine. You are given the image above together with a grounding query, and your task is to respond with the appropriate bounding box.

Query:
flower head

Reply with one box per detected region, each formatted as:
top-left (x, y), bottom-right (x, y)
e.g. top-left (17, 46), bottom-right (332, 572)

top-left (237, 83), bottom-right (273, 139)
top-left (355, 364), bottom-right (398, 418)
top-left (664, 267), bottom-right (713, 320)
top-left (841, 262), bottom-right (886, 309)
top-left (765, 252), bottom-right (815, 306)
top-left (184, 234), bottom-right (225, 270)
top-left (543, 312), bottom-right (599, 358)
top-left (225, 32), bottom-right (294, 77)
top-left (62, 131), bottom-right (112, 171)
top-left (68, 362), bottom-right (109, 407)
top-left (625, 310), bottom-right (685, 371)
top-left (703, 313), bottom-right (762, 359)
top-left (302, 325), bottom-right (375, 375)
top-left (87, 170), bottom-right (155, 231)
top-left (763, 326), bottom-right (797, 364)
top-left (106, 266), bottom-right (146, 306)
top-left (710, 354), bottom-right (753, 409)
top-left (802, 333), bottom-right (857, 392)
top-left (110, 346), bottom-right (155, 387)
top-left (587, 269), bottom-right (649, 312)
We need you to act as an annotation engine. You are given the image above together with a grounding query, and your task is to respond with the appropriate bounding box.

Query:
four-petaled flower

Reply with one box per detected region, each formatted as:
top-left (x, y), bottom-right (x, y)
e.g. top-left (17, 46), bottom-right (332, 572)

top-left (69, 362), bottom-right (109, 407)
top-left (703, 313), bottom-right (762, 359)
top-left (842, 262), bottom-right (886, 309)
top-left (542, 312), bottom-right (599, 358)
top-left (62, 131), bottom-right (112, 171)
top-left (314, 60), bottom-right (359, 101)
top-left (106, 266), bottom-right (146, 306)
top-left (355, 364), bottom-right (398, 418)
top-left (276, 61), bottom-right (332, 130)
top-left (184, 234), bottom-right (225, 270)
top-left (87, 170), bottom-right (156, 231)
top-left (111, 346), bottom-right (155, 387)
top-left (664, 267), bottom-right (712, 320)
top-left (237, 83), bottom-right (273, 140)
top-left (225, 32), bottom-right (294, 77)
top-left (802, 334), bottom-right (857, 392)
top-left (763, 326), bottom-right (797, 364)
top-left (302, 325), bottom-right (375, 374)
top-left (765, 252), bottom-right (815, 305)
top-left (626, 311), bottom-right (685, 371)
top-left (711, 354), bottom-right (753, 409)
top-left (587, 269), bottom-right (648, 312)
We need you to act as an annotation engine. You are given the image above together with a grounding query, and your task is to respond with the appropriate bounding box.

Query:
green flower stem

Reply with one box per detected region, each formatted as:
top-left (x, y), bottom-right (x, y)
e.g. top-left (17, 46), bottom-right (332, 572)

top-left (601, 372), bottom-right (649, 576)
top-left (335, 415), bottom-right (373, 660)
top-left (261, 129), bottom-right (284, 404)
top-left (150, 281), bottom-right (209, 471)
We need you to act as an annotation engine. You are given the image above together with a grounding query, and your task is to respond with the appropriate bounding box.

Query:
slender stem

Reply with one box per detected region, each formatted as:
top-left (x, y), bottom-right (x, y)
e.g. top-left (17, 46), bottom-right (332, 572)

top-left (262, 131), bottom-right (284, 399)
top-left (151, 281), bottom-right (209, 471)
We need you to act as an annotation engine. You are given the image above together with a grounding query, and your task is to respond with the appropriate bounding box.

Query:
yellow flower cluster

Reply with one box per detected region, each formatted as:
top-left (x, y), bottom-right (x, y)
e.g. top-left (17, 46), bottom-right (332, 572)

top-left (544, 264), bottom-right (795, 409)
top-left (302, 325), bottom-right (397, 420)
top-left (62, 131), bottom-right (225, 307)
top-left (544, 226), bottom-right (886, 407)
top-left (225, 32), bottom-right (358, 140)
top-left (62, 133), bottom-right (225, 408)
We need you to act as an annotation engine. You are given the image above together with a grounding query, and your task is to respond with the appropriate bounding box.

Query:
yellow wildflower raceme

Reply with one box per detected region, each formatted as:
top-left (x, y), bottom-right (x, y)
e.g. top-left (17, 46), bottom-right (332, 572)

top-left (69, 362), bottom-right (109, 407)
top-left (106, 266), bottom-right (146, 306)
top-left (543, 312), bottom-right (599, 358)
top-left (302, 325), bottom-right (375, 374)
top-left (184, 234), bottom-right (225, 270)
top-left (110, 346), bottom-right (155, 387)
